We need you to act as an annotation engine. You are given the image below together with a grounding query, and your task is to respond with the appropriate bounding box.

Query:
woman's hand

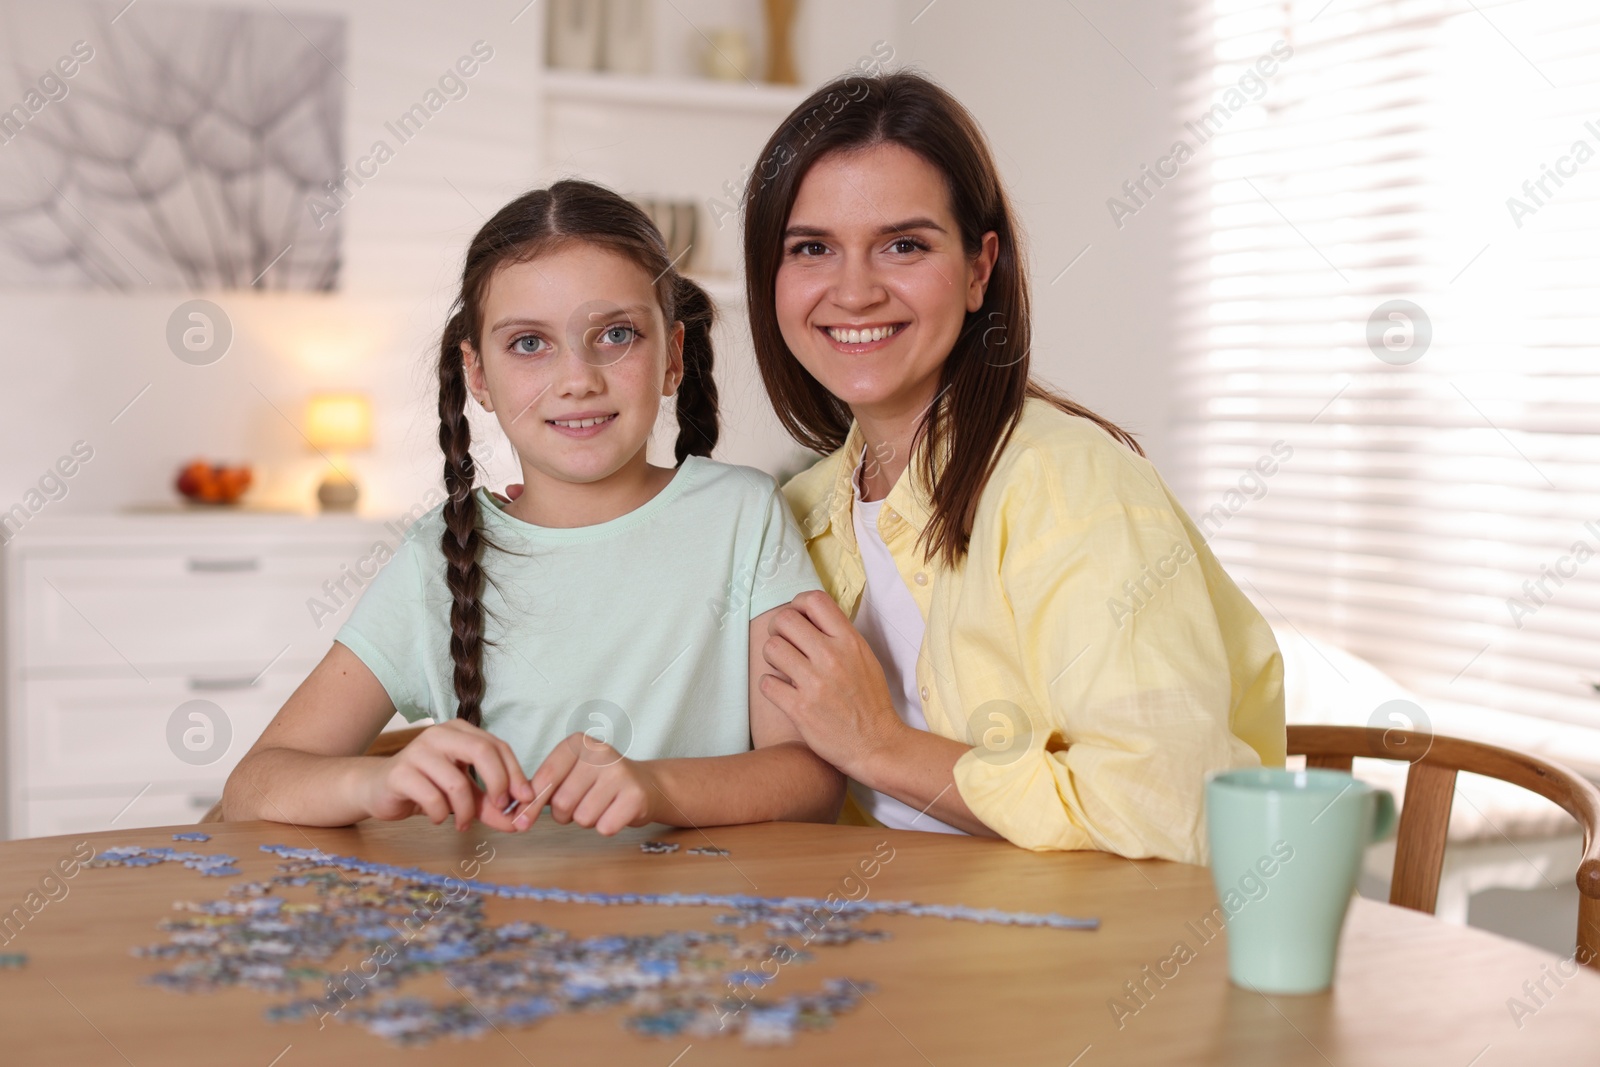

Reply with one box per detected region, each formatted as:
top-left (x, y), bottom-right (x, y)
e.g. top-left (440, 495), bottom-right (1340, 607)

top-left (758, 590), bottom-right (910, 779)
top-left (522, 733), bottom-right (661, 835)
top-left (355, 719), bottom-right (535, 832)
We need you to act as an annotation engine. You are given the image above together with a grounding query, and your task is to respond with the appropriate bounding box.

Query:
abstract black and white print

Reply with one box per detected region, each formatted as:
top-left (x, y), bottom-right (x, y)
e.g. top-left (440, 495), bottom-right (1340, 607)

top-left (0, 1), bottom-right (346, 291)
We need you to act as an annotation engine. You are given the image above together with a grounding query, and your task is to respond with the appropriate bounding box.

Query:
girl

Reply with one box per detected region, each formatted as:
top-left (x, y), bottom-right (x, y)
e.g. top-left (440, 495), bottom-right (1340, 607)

top-left (742, 73), bottom-right (1286, 864)
top-left (223, 180), bottom-right (843, 835)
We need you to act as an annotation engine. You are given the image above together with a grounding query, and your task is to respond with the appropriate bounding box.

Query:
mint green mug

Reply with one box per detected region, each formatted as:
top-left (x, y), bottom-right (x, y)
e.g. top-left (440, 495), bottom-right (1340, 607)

top-left (1205, 768), bottom-right (1397, 994)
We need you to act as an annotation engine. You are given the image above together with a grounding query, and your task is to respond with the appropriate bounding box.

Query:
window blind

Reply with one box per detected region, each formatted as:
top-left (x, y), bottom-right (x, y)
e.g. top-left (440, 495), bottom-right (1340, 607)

top-left (1171, 0), bottom-right (1600, 728)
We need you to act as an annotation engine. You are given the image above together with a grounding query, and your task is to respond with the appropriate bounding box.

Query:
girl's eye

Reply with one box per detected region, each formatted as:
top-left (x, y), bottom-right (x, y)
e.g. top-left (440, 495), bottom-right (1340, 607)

top-left (599, 324), bottom-right (637, 345)
top-left (888, 236), bottom-right (927, 254)
top-left (510, 334), bottom-right (548, 355)
top-left (787, 240), bottom-right (828, 257)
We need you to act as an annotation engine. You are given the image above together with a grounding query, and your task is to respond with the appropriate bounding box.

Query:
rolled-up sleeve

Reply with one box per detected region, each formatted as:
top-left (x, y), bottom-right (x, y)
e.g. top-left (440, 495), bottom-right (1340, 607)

top-left (949, 449), bottom-right (1276, 864)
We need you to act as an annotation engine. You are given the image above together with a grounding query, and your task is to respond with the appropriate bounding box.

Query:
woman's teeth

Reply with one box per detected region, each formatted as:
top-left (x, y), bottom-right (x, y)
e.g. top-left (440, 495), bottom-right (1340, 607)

top-left (548, 414), bottom-right (616, 428)
top-left (826, 324), bottom-right (902, 344)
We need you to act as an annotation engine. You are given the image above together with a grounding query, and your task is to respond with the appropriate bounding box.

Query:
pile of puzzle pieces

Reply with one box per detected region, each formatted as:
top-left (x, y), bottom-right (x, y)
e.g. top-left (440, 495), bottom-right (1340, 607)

top-left (82, 841), bottom-right (1096, 1046)
top-left (89, 846), bottom-right (882, 1045)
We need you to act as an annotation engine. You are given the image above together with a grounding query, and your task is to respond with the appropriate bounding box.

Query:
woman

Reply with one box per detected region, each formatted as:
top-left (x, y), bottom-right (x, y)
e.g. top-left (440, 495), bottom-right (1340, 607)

top-left (745, 72), bottom-right (1284, 864)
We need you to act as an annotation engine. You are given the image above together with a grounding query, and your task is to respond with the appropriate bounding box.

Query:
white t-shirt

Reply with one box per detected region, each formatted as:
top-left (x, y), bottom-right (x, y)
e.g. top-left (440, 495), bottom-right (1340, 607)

top-left (847, 453), bottom-right (966, 835)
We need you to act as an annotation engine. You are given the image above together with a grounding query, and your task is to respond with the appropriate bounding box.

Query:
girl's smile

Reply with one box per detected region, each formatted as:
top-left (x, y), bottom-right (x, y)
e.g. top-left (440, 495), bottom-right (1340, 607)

top-left (546, 411), bottom-right (619, 435)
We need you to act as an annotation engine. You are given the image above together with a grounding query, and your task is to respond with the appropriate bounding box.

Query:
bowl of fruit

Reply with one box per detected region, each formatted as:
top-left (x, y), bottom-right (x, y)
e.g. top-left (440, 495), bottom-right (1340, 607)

top-left (175, 460), bottom-right (253, 505)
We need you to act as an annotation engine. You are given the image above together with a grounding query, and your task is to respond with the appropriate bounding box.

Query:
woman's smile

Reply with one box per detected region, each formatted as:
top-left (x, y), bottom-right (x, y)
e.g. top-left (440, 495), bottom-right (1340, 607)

top-left (819, 323), bottom-right (909, 352)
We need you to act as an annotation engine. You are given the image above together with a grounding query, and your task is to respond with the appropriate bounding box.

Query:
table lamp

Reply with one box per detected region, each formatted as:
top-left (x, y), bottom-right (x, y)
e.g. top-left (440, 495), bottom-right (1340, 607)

top-left (304, 392), bottom-right (372, 511)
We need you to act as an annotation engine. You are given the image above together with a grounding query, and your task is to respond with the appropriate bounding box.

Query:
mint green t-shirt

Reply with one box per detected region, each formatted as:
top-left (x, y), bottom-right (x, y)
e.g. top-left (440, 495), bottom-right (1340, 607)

top-left (333, 456), bottom-right (822, 771)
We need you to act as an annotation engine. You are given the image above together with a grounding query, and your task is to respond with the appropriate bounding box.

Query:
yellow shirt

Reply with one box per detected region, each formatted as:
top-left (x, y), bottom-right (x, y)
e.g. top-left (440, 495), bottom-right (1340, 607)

top-left (781, 397), bottom-right (1286, 864)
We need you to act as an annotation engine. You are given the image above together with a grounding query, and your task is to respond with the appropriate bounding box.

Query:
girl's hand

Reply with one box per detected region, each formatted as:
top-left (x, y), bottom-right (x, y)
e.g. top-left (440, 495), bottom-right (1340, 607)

top-left (522, 733), bottom-right (660, 835)
top-left (357, 719), bottom-right (536, 832)
top-left (758, 590), bottom-right (910, 779)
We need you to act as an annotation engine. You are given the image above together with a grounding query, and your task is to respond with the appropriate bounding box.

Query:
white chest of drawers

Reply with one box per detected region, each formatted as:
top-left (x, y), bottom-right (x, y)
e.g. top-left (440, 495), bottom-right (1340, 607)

top-left (2, 511), bottom-right (395, 839)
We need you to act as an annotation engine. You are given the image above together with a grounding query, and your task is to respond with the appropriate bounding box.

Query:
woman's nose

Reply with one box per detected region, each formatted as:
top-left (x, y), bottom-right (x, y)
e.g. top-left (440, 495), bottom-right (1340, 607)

top-left (831, 252), bottom-right (887, 309)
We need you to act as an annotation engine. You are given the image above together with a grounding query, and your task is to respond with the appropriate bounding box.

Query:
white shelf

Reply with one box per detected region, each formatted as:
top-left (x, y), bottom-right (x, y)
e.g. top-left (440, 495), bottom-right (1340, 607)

top-left (542, 69), bottom-right (809, 116)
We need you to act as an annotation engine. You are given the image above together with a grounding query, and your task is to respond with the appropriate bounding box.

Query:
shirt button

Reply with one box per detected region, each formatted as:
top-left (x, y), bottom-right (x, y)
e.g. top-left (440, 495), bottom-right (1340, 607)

top-left (884, 508), bottom-right (898, 521)
top-left (920, 685), bottom-right (930, 702)
top-left (914, 571), bottom-right (928, 585)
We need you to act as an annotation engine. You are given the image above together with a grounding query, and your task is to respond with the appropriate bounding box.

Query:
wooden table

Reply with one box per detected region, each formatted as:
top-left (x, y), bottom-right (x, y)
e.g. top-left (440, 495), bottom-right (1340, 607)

top-left (2, 818), bottom-right (1597, 1065)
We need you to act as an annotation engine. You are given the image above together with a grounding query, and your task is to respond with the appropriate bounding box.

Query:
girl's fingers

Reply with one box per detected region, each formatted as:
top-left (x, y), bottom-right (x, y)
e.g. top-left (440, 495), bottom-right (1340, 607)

top-left (496, 738), bottom-right (536, 802)
top-left (511, 778), bottom-right (556, 830)
top-left (594, 803), bottom-right (626, 837)
top-left (596, 788), bottom-right (647, 837)
top-left (570, 775), bottom-right (620, 830)
top-left (410, 751), bottom-right (483, 831)
top-left (473, 789), bottom-right (524, 833)
top-left (530, 738), bottom-right (579, 807)
top-left (548, 761), bottom-right (598, 824)
top-left (467, 747), bottom-right (513, 811)
top-left (431, 723), bottom-right (521, 809)
top-left (499, 772), bottom-right (554, 831)
top-left (390, 764), bottom-right (451, 825)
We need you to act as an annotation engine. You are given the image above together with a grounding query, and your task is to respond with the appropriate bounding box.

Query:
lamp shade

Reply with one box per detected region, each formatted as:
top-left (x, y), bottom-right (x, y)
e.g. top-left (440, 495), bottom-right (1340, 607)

top-left (304, 392), bottom-right (373, 452)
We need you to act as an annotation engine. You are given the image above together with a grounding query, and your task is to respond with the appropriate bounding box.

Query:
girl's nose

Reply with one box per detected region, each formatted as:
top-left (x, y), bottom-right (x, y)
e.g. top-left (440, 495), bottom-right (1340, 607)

top-left (553, 339), bottom-right (607, 394)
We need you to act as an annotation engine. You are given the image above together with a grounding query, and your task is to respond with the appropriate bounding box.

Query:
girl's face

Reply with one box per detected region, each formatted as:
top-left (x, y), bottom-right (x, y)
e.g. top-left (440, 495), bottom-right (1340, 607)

top-left (774, 143), bottom-right (997, 425)
top-left (462, 244), bottom-right (683, 489)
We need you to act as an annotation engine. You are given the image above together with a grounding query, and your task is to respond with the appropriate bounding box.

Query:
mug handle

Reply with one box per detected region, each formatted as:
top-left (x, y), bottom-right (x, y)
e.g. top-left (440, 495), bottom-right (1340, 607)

top-left (1368, 788), bottom-right (1398, 843)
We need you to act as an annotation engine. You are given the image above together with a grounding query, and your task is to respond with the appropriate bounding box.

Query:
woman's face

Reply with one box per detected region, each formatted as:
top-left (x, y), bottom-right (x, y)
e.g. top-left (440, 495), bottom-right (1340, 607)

top-left (775, 142), bottom-right (997, 425)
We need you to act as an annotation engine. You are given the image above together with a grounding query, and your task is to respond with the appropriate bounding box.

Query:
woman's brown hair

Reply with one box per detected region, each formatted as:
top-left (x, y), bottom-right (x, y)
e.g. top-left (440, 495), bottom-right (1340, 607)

top-left (743, 71), bottom-right (1141, 568)
top-left (438, 179), bottom-right (719, 725)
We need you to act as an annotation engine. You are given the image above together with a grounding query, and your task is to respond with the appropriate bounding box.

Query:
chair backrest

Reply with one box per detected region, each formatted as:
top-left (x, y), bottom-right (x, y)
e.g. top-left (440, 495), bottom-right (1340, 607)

top-left (1287, 724), bottom-right (1600, 970)
top-left (198, 726), bottom-right (429, 824)
top-left (363, 725), bottom-right (428, 759)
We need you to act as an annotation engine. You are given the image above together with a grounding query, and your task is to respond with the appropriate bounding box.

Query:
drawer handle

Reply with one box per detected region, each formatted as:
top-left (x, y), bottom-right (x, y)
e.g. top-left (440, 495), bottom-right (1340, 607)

top-left (187, 557), bottom-right (260, 573)
top-left (189, 675), bottom-right (261, 691)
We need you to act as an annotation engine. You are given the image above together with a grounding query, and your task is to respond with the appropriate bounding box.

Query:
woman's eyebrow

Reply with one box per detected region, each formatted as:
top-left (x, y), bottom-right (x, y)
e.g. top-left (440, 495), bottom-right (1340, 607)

top-left (878, 217), bottom-right (946, 235)
top-left (783, 218), bottom-right (947, 239)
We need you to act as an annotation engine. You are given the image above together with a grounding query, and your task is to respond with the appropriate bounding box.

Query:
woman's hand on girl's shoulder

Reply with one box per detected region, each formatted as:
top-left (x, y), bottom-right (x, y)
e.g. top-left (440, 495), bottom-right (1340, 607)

top-left (355, 719), bottom-right (535, 833)
top-left (524, 734), bottom-right (660, 836)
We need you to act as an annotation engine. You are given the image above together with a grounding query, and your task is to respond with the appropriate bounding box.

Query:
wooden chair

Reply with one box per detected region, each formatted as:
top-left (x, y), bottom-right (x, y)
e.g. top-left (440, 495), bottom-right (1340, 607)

top-left (198, 726), bottom-right (428, 823)
top-left (1288, 724), bottom-right (1600, 970)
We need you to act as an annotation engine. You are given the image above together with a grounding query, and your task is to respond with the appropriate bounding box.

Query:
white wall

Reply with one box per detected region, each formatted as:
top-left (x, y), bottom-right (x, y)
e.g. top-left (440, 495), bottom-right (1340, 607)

top-left (894, 0), bottom-right (1182, 473)
top-left (0, 0), bottom-right (1179, 524)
